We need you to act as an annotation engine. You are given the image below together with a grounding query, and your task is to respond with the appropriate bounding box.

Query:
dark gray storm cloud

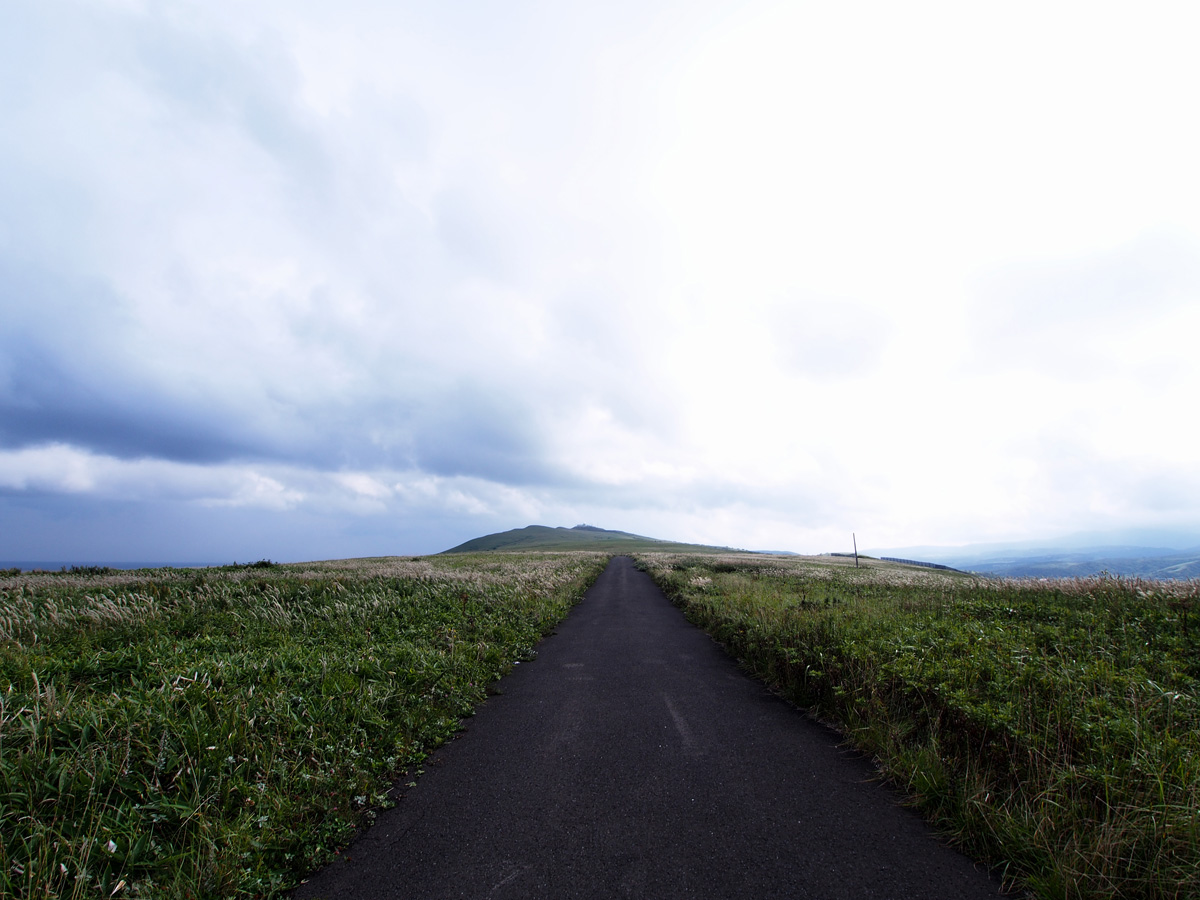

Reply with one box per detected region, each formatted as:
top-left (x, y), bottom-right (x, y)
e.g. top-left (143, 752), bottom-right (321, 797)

top-left (0, 255), bottom-right (563, 485)
top-left (409, 389), bottom-right (556, 485)
top-left (0, 260), bottom-right (267, 461)
top-left (0, 3), bottom-right (578, 490)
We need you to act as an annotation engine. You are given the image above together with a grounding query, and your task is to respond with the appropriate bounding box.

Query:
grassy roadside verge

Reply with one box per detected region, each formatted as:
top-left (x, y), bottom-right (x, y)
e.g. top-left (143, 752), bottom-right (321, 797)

top-left (0, 552), bottom-right (608, 899)
top-left (637, 552), bottom-right (1200, 900)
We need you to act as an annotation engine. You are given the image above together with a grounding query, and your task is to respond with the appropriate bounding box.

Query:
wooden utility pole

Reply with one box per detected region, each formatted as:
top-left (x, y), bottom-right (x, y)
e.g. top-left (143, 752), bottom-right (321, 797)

top-left (853, 533), bottom-right (858, 568)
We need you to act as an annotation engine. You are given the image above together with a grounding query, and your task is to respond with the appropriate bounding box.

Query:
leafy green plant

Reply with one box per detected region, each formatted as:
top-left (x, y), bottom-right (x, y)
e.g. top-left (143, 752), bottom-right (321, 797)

top-left (0, 552), bottom-right (607, 899)
top-left (638, 553), bottom-right (1200, 900)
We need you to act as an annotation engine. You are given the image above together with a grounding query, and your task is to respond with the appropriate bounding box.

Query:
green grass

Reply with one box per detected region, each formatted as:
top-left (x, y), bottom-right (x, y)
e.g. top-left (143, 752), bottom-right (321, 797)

top-left (637, 552), bottom-right (1200, 900)
top-left (0, 552), bottom-right (608, 899)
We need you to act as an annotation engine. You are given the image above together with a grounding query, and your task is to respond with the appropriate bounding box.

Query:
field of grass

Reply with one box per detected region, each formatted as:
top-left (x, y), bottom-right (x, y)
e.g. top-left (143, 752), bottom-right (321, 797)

top-left (637, 553), bottom-right (1200, 900)
top-left (0, 552), bottom-right (608, 899)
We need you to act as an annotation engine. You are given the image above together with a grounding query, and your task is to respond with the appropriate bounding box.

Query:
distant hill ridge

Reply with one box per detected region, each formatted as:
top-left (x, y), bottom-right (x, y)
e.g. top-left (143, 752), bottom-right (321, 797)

top-left (441, 524), bottom-right (739, 554)
top-left (954, 548), bottom-right (1200, 580)
top-left (878, 534), bottom-right (1200, 581)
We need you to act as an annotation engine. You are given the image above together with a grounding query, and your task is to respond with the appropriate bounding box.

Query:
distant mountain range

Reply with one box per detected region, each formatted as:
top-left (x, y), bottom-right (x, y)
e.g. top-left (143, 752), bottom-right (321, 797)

top-left (876, 530), bottom-right (1200, 580)
top-left (442, 524), bottom-right (739, 555)
top-left (936, 549), bottom-right (1200, 580)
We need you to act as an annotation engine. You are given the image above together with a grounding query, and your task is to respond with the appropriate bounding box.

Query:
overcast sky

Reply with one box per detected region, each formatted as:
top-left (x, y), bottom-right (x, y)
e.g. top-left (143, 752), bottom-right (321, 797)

top-left (3, 0), bottom-right (1199, 562)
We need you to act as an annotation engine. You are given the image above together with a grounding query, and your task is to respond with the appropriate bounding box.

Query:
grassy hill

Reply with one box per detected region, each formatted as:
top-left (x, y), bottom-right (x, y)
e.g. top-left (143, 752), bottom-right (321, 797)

top-left (442, 524), bottom-right (740, 554)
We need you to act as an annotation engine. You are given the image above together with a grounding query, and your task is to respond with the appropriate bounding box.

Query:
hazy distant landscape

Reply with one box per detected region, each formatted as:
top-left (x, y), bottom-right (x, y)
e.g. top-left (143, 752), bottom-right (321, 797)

top-left (880, 531), bottom-right (1200, 580)
top-left (944, 547), bottom-right (1200, 580)
top-left (9, 524), bottom-right (1200, 581)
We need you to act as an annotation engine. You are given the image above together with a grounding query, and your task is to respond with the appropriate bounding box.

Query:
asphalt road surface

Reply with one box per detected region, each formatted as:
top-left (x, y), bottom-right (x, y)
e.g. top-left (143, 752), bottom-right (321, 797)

top-left (294, 556), bottom-right (1007, 899)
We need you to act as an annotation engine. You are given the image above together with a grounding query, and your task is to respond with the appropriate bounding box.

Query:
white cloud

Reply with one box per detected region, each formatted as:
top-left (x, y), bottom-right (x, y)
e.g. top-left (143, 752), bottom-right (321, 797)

top-left (0, 444), bottom-right (101, 494)
top-left (201, 473), bottom-right (305, 511)
top-left (334, 473), bottom-right (392, 501)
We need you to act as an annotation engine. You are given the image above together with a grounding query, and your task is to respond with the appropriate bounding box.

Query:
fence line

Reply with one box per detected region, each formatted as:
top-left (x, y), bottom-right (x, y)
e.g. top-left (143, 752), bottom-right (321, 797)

top-left (879, 556), bottom-right (960, 572)
top-left (826, 552), bottom-right (963, 573)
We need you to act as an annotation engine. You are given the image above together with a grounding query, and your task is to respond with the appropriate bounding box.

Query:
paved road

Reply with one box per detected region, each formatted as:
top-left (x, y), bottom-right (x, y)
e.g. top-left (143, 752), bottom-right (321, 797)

top-left (294, 556), bottom-right (1006, 899)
